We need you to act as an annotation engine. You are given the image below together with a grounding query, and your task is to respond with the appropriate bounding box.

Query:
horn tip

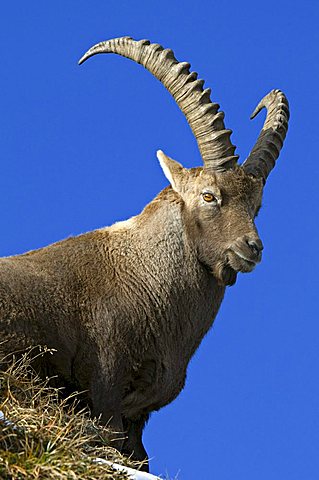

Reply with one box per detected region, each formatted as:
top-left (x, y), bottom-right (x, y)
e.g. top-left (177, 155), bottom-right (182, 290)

top-left (250, 104), bottom-right (263, 120)
top-left (156, 149), bottom-right (165, 161)
top-left (78, 42), bottom-right (107, 65)
top-left (78, 51), bottom-right (92, 65)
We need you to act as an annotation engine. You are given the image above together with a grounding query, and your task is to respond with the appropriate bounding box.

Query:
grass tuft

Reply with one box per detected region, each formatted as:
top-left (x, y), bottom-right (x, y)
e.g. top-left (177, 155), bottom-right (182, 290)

top-left (0, 347), bottom-right (144, 479)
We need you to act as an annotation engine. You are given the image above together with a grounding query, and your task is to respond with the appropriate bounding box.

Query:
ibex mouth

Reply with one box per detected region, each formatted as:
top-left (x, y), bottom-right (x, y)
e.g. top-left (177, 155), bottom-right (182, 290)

top-left (226, 249), bottom-right (259, 274)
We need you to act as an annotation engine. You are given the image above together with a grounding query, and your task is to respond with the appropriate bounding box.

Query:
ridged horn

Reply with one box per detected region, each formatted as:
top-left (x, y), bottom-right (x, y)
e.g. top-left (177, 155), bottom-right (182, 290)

top-left (79, 36), bottom-right (238, 171)
top-left (243, 89), bottom-right (289, 183)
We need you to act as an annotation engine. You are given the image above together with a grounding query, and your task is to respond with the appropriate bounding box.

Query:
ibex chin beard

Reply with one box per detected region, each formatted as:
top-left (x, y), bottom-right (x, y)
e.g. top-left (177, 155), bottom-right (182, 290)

top-left (220, 265), bottom-right (238, 286)
top-left (211, 261), bottom-right (238, 287)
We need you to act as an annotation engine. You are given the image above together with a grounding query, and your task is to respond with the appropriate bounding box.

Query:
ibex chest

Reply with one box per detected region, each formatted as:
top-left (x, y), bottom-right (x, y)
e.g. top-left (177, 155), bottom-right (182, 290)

top-left (118, 271), bottom-right (225, 416)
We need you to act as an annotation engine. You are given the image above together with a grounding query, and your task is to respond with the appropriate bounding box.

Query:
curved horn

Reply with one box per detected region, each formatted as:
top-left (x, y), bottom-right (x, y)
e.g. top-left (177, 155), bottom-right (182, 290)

top-left (79, 36), bottom-right (238, 171)
top-left (243, 89), bottom-right (289, 183)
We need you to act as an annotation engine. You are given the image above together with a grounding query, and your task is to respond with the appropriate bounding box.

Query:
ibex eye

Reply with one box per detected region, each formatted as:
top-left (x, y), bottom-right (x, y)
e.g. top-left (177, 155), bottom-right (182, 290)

top-left (202, 192), bottom-right (216, 203)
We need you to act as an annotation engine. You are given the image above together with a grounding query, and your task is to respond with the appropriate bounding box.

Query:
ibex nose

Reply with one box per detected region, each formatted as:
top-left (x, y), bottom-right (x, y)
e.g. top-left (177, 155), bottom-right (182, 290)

top-left (247, 239), bottom-right (264, 258)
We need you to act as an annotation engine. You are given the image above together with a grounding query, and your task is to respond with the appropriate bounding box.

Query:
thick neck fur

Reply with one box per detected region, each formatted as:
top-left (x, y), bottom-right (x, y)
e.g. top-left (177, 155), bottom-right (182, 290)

top-left (106, 187), bottom-right (225, 354)
top-left (109, 187), bottom-right (208, 304)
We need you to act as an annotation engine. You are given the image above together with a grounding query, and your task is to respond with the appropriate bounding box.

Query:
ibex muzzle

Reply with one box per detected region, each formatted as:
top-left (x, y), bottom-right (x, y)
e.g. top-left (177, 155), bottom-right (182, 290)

top-left (227, 236), bottom-right (264, 273)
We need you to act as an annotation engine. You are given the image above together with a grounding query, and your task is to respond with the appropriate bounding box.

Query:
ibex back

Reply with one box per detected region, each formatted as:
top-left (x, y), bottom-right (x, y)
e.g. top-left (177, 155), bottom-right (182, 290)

top-left (0, 37), bottom-right (289, 471)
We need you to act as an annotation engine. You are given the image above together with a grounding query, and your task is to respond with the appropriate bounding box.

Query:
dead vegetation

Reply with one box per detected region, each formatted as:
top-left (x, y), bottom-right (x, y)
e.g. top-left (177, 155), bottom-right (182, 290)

top-left (0, 347), bottom-right (144, 479)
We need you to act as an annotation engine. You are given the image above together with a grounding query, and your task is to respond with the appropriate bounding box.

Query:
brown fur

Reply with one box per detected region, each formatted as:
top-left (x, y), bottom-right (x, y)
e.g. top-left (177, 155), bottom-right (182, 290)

top-left (0, 155), bottom-right (264, 470)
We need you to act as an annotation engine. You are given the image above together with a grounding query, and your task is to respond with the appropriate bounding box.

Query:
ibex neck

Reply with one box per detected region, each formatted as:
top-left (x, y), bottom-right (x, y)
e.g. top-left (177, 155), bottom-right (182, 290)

top-left (122, 186), bottom-right (225, 355)
top-left (108, 187), bottom-right (197, 285)
top-left (136, 187), bottom-right (191, 264)
top-left (114, 186), bottom-right (224, 304)
top-left (140, 186), bottom-right (184, 230)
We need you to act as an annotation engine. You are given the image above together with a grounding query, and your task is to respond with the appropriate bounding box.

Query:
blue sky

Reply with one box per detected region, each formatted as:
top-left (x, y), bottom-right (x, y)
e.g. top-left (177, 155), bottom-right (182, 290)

top-left (0, 1), bottom-right (318, 479)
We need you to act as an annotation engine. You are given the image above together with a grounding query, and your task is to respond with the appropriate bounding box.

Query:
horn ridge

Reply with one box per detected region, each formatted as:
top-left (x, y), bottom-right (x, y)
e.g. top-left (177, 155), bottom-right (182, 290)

top-left (243, 89), bottom-right (289, 183)
top-left (79, 36), bottom-right (239, 171)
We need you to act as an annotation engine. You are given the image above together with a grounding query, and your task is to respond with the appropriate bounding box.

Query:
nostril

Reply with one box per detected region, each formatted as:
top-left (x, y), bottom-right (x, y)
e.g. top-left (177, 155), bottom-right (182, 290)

top-left (247, 239), bottom-right (264, 256)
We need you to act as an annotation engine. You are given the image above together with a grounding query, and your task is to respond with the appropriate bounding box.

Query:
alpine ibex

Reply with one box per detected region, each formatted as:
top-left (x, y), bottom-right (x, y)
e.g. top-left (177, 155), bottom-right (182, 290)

top-left (0, 37), bottom-right (289, 470)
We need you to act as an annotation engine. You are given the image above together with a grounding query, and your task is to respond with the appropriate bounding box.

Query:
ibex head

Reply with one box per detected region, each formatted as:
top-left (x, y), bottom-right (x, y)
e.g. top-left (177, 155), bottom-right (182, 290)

top-left (79, 37), bottom-right (289, 286)
top-left (158, 151), bottom-right (263, 285)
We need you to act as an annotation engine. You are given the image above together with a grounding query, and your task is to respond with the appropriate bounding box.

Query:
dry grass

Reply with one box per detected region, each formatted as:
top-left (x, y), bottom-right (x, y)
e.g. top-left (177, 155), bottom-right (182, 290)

top-left (0, 347), bottom-right (144, 479)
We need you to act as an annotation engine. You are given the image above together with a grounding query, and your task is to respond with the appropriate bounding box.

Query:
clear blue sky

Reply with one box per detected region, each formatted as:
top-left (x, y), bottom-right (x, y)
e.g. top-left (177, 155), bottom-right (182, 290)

top-left (0, 1), bottom-right (318, 479)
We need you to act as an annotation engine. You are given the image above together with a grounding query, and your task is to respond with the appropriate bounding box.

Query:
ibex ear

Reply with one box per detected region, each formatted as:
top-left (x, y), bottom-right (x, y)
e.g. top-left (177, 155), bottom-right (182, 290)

top-left (157, 150), bottom-right (184, 192)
